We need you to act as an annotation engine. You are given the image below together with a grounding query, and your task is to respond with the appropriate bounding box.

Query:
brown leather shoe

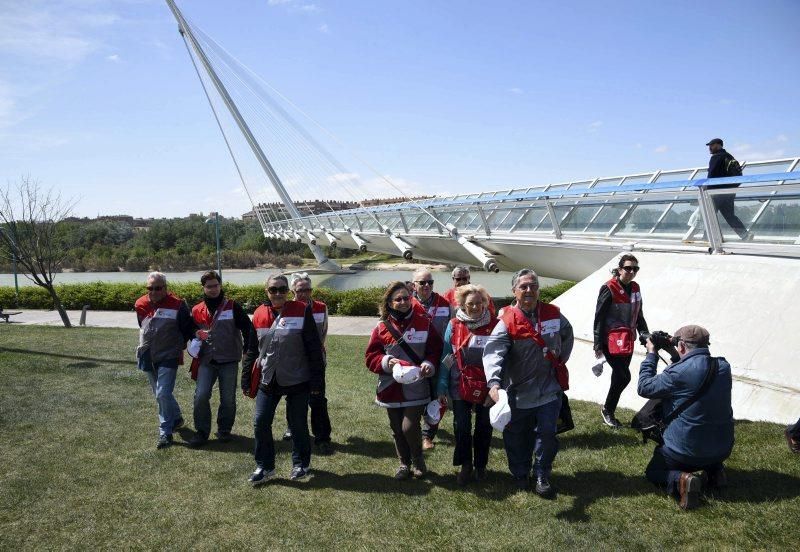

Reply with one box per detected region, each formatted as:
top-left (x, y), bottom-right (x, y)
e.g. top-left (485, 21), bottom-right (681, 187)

top-left (422, 437), bottom-right (435, 451)
top-left (457, 464), bottom-right (473, 486)
top-left (678, 472), bottom-right (701, 510)
top-left (785, 429), bottom-right (800, 454)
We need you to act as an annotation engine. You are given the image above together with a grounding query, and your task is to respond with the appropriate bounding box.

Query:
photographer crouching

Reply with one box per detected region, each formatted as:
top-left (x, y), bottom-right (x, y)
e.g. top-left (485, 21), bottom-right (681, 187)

top-left (637, 325), bottom-right (734, 510)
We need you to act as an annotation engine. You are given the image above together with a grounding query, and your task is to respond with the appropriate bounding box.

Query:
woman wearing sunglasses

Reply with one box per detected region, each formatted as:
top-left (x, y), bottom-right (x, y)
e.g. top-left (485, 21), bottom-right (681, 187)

top-left (593, 254), bottom-right (650, 429)
top-left (365, 281), bottom-right (443, 480)
top-left (242, 274), bottom-right (325, 486)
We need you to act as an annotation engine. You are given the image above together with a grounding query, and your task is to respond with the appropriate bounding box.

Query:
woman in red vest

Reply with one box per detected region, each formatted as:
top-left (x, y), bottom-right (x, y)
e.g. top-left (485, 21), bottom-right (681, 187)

top-left (436, 284), bottom-right (498, 485)
top-left (593, 254), bottom-right (650, 429)
top-left (365, 281), bottom-right (443, 480)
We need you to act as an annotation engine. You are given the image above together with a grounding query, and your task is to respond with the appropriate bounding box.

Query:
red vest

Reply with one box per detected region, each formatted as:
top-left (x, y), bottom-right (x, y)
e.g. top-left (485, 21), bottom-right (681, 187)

top-left (191, 299), bottom-right (242, 364)
top-left (500, 302), bottom-right (562, 343)
top-left (412, 292), bottom-right (451, 337)
top-left (605, 278), bottom-right (641, 331)
top-left (374, 312), bottom-right (433, 407)
top-left (450, 317), bottom-right (499, 370)
top-left (135, 293), bottom-right (185, 364)
top-left (251, 300), bottom-right (312, 390)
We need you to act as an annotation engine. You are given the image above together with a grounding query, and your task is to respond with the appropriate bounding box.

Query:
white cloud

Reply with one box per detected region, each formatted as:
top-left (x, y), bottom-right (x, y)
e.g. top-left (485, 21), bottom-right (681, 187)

top-left (301, 4), bottom-right (320, 13)
top-left (654, 145), bottom-right (669, 153)
top-left (327, 172), bottom-right (359, 183)
top-left (0, 2), bottom-right (120, 64)
top-left (719, 98), bottom-right (734, 106)
top-left (106, 54), bottom-right (120, 62)
top-left (741, 149), bottom-right (786, 162)
top-left (0, 82), bottom-right (15, 130)
top-left (634, 143), bottom-right (643, 149)
top-left (318, 23), bottom-right (329, 34)
top-left (508, 87), bottom-right (523, 95)
top-left (268, 0), bottom-right (294, 5)
top-left (775, 134), bottom-right (788, 143)
top-left (588, 120), bottom-right (603, 133)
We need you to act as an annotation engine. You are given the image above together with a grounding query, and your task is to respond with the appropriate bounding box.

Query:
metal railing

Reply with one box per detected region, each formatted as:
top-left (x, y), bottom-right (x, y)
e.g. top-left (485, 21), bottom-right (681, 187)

top-left (259, 157), bottom-right (800, 260)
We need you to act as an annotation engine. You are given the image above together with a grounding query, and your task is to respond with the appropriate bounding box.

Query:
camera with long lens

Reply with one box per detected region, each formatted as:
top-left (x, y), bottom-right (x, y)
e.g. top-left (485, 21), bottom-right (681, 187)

top-left (640, 330), bottom-right (680, 363)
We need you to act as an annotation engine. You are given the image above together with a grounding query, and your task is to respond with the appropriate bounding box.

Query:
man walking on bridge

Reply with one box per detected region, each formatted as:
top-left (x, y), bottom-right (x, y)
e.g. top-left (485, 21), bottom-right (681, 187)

top-left (706, 138), bottom-right (751, 240)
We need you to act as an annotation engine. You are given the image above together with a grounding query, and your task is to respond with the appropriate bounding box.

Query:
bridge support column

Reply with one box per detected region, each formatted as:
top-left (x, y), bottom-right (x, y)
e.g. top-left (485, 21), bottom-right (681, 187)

top-left (347, 228), bottom-right (368, 252)
top-left (388, 233), bottom-right (414, 260)
top-left (456, 236), bottom-right (499, 272)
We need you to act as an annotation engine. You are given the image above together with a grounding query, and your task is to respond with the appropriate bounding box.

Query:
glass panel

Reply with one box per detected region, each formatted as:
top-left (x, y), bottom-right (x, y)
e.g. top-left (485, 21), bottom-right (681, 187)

top-left (656, 170), bottom-right (695, 183)
top-left (561, 205), bottom-right (601, 231)
top-left (407, 212), bottom-right (430, 229)
top-left (380, 215), bottom-right (402, 230)
top-left (619, 203), bottom-right (670, 233)
top-left (740, 161), bottom-right (793, 175)
top-left (462, 212), bottom-right (483, 230)
top-left (496, 209), bottom-right (525, 231)
top-left (621, 175), bottom-right (655, 186)
top-left (511, 208), bottom-right (548, 231)
top-left (652, 201), bottom-right (702, 236)
top-left (593, 178), bottom-right (623, 189)
top-left (487, 209), bottom-right (512, 229)
top-left (748, 198), bottom-right (800, 238)
top-left (360, 217), bottom-right (380, 230)
top-left (585, 204), bottom-right (629, 232)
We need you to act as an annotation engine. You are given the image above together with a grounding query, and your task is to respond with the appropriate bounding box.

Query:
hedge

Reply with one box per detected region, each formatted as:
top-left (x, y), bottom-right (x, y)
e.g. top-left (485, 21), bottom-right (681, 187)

top-left (0, 280), bottom-right (576, 317)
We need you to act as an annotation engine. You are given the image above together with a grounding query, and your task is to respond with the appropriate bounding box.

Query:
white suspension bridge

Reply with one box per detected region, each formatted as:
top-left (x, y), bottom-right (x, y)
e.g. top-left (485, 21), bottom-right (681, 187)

top-left (165, 0), bottom-right (800, 424)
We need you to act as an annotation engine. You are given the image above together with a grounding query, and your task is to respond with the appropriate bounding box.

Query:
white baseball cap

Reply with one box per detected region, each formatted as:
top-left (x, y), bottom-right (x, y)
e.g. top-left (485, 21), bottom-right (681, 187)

top-left (489, 389), bottom-right (511, 431)
top-left (424, 400), bottom-right (443, 425)
top-left (187, 338), bottom-right (203, 359)
top-left (393, 364), bottom-right (422, 385)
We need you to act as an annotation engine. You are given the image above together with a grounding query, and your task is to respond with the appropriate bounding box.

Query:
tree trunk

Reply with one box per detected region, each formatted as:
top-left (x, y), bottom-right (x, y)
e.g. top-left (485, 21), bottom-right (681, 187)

top-left (45, 284), bottom-right (72, 328)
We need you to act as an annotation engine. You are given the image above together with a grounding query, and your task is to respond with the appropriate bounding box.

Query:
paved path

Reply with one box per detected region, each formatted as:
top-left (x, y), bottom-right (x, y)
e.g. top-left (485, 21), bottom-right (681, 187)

top-left (1, 309), bottom-right (377, 336)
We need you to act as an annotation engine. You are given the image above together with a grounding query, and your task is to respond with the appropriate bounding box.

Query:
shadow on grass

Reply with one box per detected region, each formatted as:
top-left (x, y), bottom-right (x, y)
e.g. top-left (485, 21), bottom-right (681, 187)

top-left (554, 467), bottom-right (800, 522)
top-left (334, 436), bottom-right (400, 459)
top-left (0, 346), bottom-right (130, 365)
top-left (556, 470), bottom-right (651, 522)
top-left (270, 468), bottom-right (434, 496)
top-left (560, 430), bottom-right (641, 450)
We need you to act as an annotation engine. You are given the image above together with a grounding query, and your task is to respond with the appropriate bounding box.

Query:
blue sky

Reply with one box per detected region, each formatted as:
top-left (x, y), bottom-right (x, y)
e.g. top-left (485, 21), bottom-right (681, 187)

top-left (1, 0), bottom-right (798, 219)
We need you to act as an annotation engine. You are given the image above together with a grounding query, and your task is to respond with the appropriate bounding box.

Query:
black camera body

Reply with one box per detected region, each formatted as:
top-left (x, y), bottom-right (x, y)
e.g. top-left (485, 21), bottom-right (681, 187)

top-left (644, 330), bottom-right (681, 363)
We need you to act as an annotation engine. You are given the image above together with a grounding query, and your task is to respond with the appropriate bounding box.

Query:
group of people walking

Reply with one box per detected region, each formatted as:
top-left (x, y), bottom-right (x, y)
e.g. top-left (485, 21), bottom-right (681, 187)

top-left (134, 255), bottom-right (763, 510)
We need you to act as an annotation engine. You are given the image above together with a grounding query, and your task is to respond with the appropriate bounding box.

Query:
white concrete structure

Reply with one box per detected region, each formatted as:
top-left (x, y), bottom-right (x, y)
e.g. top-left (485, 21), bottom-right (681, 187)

top-left (553, 252), bottom-right (800, 424)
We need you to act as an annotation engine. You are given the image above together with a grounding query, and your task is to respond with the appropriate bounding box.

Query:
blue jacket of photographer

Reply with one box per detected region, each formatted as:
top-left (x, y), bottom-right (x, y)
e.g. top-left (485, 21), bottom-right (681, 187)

top-left (638, 348), bottom-right (734, 466)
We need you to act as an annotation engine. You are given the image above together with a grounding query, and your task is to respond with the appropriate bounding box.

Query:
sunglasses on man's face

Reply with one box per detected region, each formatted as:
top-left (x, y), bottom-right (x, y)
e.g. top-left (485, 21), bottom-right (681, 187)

top-left (453, 276), bottom-right (469, 282)
top-left (415, 279), bottom-right (434, 286)
top-left (146, 286), bottom-right (164, 291)
top-left (621, 266), bottom-right (640, 273)
top-left (295, 287), bottom-right (312, 293)
top-left (267, 286), bottom-right (289, 294)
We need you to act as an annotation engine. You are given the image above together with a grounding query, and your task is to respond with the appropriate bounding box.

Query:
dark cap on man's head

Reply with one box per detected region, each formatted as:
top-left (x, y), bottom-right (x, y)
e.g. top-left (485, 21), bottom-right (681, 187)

top-left (674, 325), bottom-right (710, 346)
top-left (706, 138), bottom-right (723, 146)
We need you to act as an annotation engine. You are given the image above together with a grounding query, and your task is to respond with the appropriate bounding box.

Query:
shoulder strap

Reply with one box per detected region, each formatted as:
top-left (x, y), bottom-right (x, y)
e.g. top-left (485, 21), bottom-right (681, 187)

top-left (663, 357), bottom-right (718, 426)
top-left (512, 307), bottom-right (561, 367)
top-left (383, 318), bottom-right (425, 366)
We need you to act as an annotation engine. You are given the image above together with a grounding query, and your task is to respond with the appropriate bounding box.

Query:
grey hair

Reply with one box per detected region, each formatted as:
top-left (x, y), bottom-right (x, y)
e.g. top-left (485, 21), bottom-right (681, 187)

top-left (147, 271), bottom-right (167, 285)
top-left (451, 265), bottom-right (470, 278)
top-left (412, 266), bottom-right (433, 279)
top-left (290, 272), bottom-right (312, 289)
top-left (266, 273), bottom-right (288, 287)
top-left (511, 268), bottom-right (538, 289)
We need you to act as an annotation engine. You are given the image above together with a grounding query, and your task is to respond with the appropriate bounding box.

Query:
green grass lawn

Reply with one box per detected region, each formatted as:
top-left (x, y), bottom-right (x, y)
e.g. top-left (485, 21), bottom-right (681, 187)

top-left (1, 326), bottom-right (798, 550)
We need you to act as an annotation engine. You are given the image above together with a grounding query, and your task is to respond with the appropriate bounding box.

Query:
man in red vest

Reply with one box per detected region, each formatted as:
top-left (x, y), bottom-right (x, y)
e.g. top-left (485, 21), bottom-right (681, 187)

top-left (280, 273), bottom-right (333, 455)
top-left (135, 271), bottom-right (198, 450)
top-left (483, 268), bottom-right (574, 497)
top-left (189, 270), bottom-right (256, 447)
top-left (411, 267), bottom-right (449, 450)
top-left (442, 266), bottom-right (496, 316)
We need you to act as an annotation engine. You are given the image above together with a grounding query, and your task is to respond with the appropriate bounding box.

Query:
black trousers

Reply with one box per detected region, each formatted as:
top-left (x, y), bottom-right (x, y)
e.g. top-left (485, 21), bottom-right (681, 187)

top-left (286, 384), bottom-right (332, 444)
top-left (789, 417), bottom-right (800, 440)
top-left (712, 193), bottom-right (748, 238)
top-left (451, 399), bottom-right (492, 469)
top-left (604, 352), bottom-right (632, 414)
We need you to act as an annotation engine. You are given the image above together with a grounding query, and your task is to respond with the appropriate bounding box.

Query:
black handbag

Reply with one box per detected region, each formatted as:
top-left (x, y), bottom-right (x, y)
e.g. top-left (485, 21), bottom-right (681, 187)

top-left (631, 357), bottom-right (718, 445)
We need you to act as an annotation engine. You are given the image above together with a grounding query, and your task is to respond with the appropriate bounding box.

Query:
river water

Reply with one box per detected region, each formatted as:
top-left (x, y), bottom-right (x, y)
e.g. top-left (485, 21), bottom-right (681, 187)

top-left (0, 269), bottom-right (562, 298)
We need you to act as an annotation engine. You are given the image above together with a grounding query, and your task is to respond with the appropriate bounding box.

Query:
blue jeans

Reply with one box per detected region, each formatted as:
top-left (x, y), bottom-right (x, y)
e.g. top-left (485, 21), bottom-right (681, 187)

top-left (452, 399), bottom-right (492, 469)
top-left (646, 446), bottom-right (724, 498)
top-left (502, 396), bottom-right (561, 479)
top-left (145, 365), bottom-right (182, 437)
top-left (193, 360), bottom-right (238, 438)
top-left (254, 388), bottom-right (311, 470)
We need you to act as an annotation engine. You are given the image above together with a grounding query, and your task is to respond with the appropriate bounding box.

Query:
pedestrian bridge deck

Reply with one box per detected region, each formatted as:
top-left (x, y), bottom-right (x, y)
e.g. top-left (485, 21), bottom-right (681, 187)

top-left (261, 157), bottom-right (800, 280)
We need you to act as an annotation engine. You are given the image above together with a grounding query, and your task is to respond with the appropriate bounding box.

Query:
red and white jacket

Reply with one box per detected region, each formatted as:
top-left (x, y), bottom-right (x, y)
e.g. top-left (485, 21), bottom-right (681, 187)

top-left (365, 311), bottom-right (443, 408)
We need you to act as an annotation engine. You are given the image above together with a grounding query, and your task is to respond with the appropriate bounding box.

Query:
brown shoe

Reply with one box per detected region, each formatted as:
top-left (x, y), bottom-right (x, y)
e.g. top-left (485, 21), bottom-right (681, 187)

top-left (785, 429), bottom-right (800, 454)
top-left (678, 472), bottom-right (701, 510)
top-left (457, 464), bottom-right (473, 486)
top-left (422, 437), bottom-right (435, 451)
